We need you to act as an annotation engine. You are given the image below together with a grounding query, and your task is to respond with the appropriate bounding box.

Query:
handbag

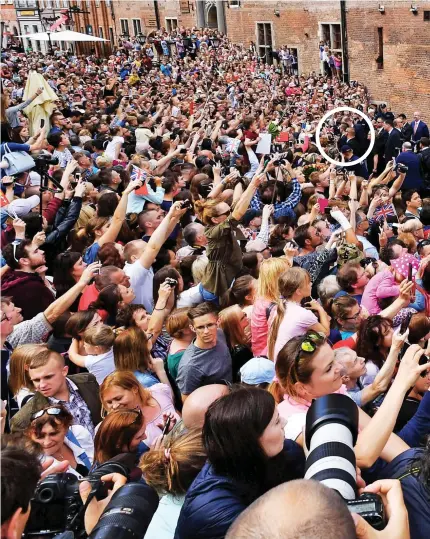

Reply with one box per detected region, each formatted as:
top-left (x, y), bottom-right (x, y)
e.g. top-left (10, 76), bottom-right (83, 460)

top-left (2, 143), bottom-right (35, 176)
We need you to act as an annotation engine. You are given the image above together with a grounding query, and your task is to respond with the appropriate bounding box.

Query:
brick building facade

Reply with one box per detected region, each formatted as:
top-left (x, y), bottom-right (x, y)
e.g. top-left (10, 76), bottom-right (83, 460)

top-left (110, 0), bottom-right (430, 118)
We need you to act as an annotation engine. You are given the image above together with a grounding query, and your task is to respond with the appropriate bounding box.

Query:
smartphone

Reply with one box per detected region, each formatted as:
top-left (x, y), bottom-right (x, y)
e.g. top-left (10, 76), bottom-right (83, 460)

top-left (75, 173), bottom-right (82, 183)
top-left (400, 311), bottom-right (412, 335)
top-left (161, 416), bottom-right (171, 437)
top-left (40, 118), bottom-right (45, 129)
top-left (408, 263), bottom-right (413, 282)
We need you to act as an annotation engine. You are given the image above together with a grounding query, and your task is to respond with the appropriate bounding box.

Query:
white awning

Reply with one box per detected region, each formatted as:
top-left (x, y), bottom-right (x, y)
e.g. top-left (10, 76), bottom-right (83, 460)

top-left (17, 30), bottom-right (109, 42)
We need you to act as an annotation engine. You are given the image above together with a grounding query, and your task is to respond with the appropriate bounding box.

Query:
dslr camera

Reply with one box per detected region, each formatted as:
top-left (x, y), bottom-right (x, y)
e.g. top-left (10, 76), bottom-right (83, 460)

top-left (395, 162), bottom-right (409, 174)
top-left (304, 394), bottom-right (386, 530)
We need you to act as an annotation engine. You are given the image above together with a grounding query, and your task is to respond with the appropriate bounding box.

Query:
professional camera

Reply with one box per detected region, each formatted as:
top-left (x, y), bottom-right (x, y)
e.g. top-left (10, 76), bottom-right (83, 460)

top-left (24, 461), bottom-right (129, 538)
top-left (304, 394), bottom-right (386, 530)
top-left (33, 151), bottom-right (59, 174)
top-left (88, 483), bottom-right (159, 539)
top-left (395, 162), bottom-right (409, 174)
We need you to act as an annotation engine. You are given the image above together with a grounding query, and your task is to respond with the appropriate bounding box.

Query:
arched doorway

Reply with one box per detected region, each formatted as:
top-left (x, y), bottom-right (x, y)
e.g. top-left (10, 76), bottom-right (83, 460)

top-left (207, 5), bottom-right (218, 28)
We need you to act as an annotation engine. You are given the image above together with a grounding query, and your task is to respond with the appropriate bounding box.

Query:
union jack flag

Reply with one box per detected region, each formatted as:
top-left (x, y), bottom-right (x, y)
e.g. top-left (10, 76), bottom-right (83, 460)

top-left (373, 203), bottom-right (396, 222)
top-left (130, 166), bottom-right (149, 195)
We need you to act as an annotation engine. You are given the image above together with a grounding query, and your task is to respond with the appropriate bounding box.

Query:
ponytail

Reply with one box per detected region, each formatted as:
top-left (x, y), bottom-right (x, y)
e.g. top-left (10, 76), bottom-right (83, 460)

top-left (268, 380), bottom-right (285, 404)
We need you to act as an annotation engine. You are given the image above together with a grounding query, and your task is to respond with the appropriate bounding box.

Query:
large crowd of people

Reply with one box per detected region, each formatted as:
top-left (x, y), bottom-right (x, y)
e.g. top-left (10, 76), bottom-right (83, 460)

top-left (1, 25), bottom-right (430, 539)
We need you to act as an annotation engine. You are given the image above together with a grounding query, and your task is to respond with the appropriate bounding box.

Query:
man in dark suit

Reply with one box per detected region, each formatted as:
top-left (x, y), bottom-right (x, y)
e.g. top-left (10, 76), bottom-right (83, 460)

top-left (395, 142), bottom-right (423, 191)
top-left (370, 117), bottom-right (389, 175)
top-left (341, 145), bottom-right (369, 179)
top-left (384, 118), bottom-right (403, 163)
top-left (411, 112), bottom-right (430, 147)
top-left (398, 114), bottom-right (413, 142)
top-left (420, 137), bottom-right (430, 187)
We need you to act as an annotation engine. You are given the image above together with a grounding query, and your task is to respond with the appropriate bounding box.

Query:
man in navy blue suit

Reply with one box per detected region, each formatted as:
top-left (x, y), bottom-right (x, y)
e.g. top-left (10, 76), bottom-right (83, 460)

top-left (411, 112), bottom-right (430, 147)
top-left (384, 118), bottom-right (403, 163)
top-left (395, 142), bottom-right (424, 191)
top-left (340, 145), bottom-right (369, 179)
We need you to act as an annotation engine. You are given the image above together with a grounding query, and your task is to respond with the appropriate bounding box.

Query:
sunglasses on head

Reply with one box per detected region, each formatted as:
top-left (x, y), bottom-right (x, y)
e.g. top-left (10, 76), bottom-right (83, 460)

top-left (31, 407), bottom-right (63, 421)
top-left (294, 332), bottom-right (326, 366)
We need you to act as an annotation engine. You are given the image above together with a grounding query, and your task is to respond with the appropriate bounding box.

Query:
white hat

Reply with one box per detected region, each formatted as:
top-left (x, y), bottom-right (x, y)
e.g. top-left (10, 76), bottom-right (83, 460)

top-left (8, 195), bottom-right (40, 217)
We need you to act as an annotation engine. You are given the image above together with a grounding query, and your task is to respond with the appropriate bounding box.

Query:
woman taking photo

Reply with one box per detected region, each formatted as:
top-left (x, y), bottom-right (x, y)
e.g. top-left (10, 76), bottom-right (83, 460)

top-left (194, 169), bottom-right (265, 298)
top-left (26, 405), bottom-right (93, 478)
top-left (100, 372), bottom-right (179, 447)
top-left (53, 252), bottom-right (87, 310)
top-left (113, 326), bottom-right (171, 388)
top-left (268, 267), bottom-right (330, 362)
top-left (271, 331), bottom-right (429, 469)
top-left (174, 386), bottom-right (305, 539)
top-left (218, 305), bottom-right (253, 381)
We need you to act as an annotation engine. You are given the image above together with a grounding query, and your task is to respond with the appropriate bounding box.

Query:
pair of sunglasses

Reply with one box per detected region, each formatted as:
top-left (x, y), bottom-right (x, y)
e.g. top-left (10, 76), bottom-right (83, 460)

top-left (31, 407), bottom-right (63, 421)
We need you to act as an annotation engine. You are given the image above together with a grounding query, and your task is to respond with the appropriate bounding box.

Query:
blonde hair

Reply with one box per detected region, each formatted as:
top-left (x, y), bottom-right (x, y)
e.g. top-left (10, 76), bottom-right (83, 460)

top-left (397, 232), bottom-right (417, 254)
top-left (194, 198), bottom-right (224, 226)
top-left (8, 344), bottom-right (40, 396)
top-left (96, 156), bottom-right (113, 169)
top-left (218, 305), bottom-right (250, 348)
top-left (256, 258), bottom-right (291, 301)
top-left (140, 427), bottom-right (206, 495)
top-left (191, 255), bottom-right (209, 284)
top-left (83, 325), bottom-right (115, 350)
top-left (399, 220), bottom-right (422, 234)
top-left (268, 268), bottom-right (310, 360)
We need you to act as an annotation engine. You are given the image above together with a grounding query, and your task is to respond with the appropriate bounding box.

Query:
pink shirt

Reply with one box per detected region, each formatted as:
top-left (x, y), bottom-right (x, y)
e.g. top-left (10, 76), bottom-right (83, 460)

top-left (251, 298), bottom-right (272, 356)
top-left (144, 384), bottom-right (180, 446)
top-left (269, 302), bottom-right (318, 362)
top-left (361, 270), bottom-right (399, 315)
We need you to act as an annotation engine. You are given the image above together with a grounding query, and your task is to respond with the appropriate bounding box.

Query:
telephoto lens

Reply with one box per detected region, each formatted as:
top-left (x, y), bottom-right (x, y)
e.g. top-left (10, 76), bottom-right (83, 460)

top-left (304, 393), bottom-right (359, 500)
top-left (88, 483), bottom-right (159, 539)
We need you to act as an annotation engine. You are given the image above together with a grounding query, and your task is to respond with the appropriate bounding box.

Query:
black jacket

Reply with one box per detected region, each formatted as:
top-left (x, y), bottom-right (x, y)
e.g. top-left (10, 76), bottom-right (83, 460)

top-left (384, 129), bottom-right (403, 162)
top-left (421, 147), bottom-right (430, 183)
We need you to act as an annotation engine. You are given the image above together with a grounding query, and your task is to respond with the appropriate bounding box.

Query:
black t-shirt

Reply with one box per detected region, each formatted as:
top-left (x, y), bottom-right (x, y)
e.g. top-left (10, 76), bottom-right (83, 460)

top-left (394, 396), bottom-right (420, 433)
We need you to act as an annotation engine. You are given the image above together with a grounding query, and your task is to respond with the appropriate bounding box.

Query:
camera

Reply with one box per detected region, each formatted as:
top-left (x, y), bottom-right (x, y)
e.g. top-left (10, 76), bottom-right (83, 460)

top-left (165, 277), bottom-right (178, 288)
top-left (304, 394), bottom-right (386, 530)
top-left (25, 461), bottom-right (129, 537)
top-left (33, 152), bottom-right (59, 175)
top-left (181, 199), bottom-right (193, 210)
top-left (395, 163), bottom-right (409, 174)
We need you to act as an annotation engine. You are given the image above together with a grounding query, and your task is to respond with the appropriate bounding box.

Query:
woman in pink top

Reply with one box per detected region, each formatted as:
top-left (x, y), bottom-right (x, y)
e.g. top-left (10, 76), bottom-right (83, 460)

top-left (270, 331), bottom-right (426, 468)
top-left (251, 258), bottom-right (291, 356)
top-left (100, 371), bottom-right (180, 447)
top-left (267, 267), bottom-right (330, 362)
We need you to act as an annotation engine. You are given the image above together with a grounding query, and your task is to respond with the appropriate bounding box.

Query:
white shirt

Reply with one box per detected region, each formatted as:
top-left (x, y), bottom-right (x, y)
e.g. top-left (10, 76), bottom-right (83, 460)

top-left (124, 260), bottom-right (154, 313)
top-left (84, 347), bottom-right (115, 385)
top-left (104, 136), bottom-right (124, 159)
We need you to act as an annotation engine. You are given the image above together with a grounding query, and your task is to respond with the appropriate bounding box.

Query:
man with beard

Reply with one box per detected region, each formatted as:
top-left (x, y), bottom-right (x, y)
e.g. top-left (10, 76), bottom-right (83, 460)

top-left (1, 240), bottom-right (54, 320)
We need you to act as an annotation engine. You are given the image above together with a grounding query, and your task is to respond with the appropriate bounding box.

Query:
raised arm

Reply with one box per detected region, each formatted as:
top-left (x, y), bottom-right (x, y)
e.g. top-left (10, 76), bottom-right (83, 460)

top-left (68, 338), bottom-right (86, 368)
top-left (389, 171), bottom-right (406, 198)
top-left (97, 179), bottom-right (142, 247)
top-left (232, 173), bottom-right (264, 221)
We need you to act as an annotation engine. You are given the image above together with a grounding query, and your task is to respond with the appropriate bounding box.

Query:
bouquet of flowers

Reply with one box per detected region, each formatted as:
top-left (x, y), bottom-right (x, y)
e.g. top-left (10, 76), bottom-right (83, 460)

top-left (302, 162), bottom-right (327, 180)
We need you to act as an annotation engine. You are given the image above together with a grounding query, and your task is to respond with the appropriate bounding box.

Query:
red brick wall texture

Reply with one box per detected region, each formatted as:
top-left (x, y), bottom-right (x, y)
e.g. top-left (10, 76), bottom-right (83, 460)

top-left (111, 0), bottom-right (430, 118)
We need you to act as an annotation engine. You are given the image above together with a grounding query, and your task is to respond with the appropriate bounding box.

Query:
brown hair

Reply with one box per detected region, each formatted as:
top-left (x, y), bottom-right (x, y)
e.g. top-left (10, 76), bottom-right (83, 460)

top-left (113, 327), bottom-right (152, 373)
top-left (218, 305), bottom-right (250, 348)
top-left (100, 371), bottom-right (153, 413)
top-left (76, 216), bottom-right (110, 247)
top-left (94, 409), bottom-right (144, 463)
top-left (83, 325), bottom-right (115, 349)
top-left (27, 404), bottom-right (73, 440)
top-left (408, 313), bottom-right (430, 344)
top-left (140, 427), bottom-right (206, 495)
top-left (98, 242), bottom-right (125, 269)
top-left (267, 268), bottom-right (310, 360)
top-left (188, 301), bottom-right (218, 322)
top-left (397, 232), bottom-right (417, 254)
top-left (29, 348), bottom-right (65, 371)
top-left (8, 344), bottom-right (39, 396)
top-left (269, 332), bottom-right (326, 402)
top-left (166, 308), bottom-right (190, 339)
top-left (65, 310), bottom-right (98, 340)
top-left (329, 295), bottom-right (359, 326)
top-left (336, 262), bottom-right (361, 293)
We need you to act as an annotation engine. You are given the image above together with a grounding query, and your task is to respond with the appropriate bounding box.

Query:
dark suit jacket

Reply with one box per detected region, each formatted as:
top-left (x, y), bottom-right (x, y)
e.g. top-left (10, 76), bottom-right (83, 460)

top-left (10, 373), bottom-right (102, 433)
top-left (384, 129), bottom-right (403, 162)
top-left (411, 121), bottom-right (429, 143)
top-left (401, 122), bottom-right (413, 142)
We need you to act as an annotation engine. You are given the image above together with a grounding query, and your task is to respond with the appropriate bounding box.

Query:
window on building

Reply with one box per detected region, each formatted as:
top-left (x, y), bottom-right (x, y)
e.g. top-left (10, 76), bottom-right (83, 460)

top-left (132, 19), bottom-right (142, 36)
top-left (229, 0), bottom-right (241, 7)
top-left (377, 27), bottom-right (384, 69)
top-left (32, 24), bottom-right (41, 51)
top-left (55, 0), bottom-right (61, 7)
top-left (165, 18), bottom-right (178, 32)
top-left (256, 22), bottom-right (273, 64)
top-left (179, 1), bottom-right (190, 14)
top-left (95, 0), bottom-right (100, 6)
top-left (320, 23), bottom-right (341, 52)
top-left (99, 27), bottom-right (104, 39)
top-left (424, 11), bottom-right (430, 21)
top-left (106, 0), bottom-right (111, 6)
top-left (120, 19), bottom-right (130, 37)
top-left (109, 27), bottom-right (115, 45)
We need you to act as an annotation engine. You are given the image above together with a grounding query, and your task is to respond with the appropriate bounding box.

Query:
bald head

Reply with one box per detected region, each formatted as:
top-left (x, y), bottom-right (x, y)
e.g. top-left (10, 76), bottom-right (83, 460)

top-left (182, 384), bottom-right (230, 429)
top-left (226, 480), bottom-right (356, 539)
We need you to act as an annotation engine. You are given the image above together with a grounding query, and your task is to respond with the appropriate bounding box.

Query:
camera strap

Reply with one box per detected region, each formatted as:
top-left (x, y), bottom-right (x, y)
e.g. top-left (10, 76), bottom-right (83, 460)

top-left (395, 467), bottom-right (421, 481)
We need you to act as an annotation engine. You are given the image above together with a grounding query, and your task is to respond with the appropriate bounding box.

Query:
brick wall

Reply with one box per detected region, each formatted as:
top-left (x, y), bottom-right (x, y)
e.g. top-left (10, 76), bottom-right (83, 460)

top-left (111, 0), bottom-right (430, 118)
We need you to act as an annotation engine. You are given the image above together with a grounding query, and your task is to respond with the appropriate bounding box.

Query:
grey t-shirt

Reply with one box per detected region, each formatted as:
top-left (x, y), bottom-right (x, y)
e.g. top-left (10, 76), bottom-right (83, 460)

top-left (176, 330), bottom-right (232, 395)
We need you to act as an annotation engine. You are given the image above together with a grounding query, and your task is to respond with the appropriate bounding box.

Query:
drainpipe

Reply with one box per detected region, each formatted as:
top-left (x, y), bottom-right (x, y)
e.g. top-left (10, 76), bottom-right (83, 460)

top-left (340, 0), bottom-right (349, 83)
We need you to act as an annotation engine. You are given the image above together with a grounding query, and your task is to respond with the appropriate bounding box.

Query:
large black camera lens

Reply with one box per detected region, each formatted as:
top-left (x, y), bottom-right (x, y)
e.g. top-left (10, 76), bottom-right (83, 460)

top-left (304, 393), bottom-right (359, 500)
top-left (89, 483), bottom-right (159, 539)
